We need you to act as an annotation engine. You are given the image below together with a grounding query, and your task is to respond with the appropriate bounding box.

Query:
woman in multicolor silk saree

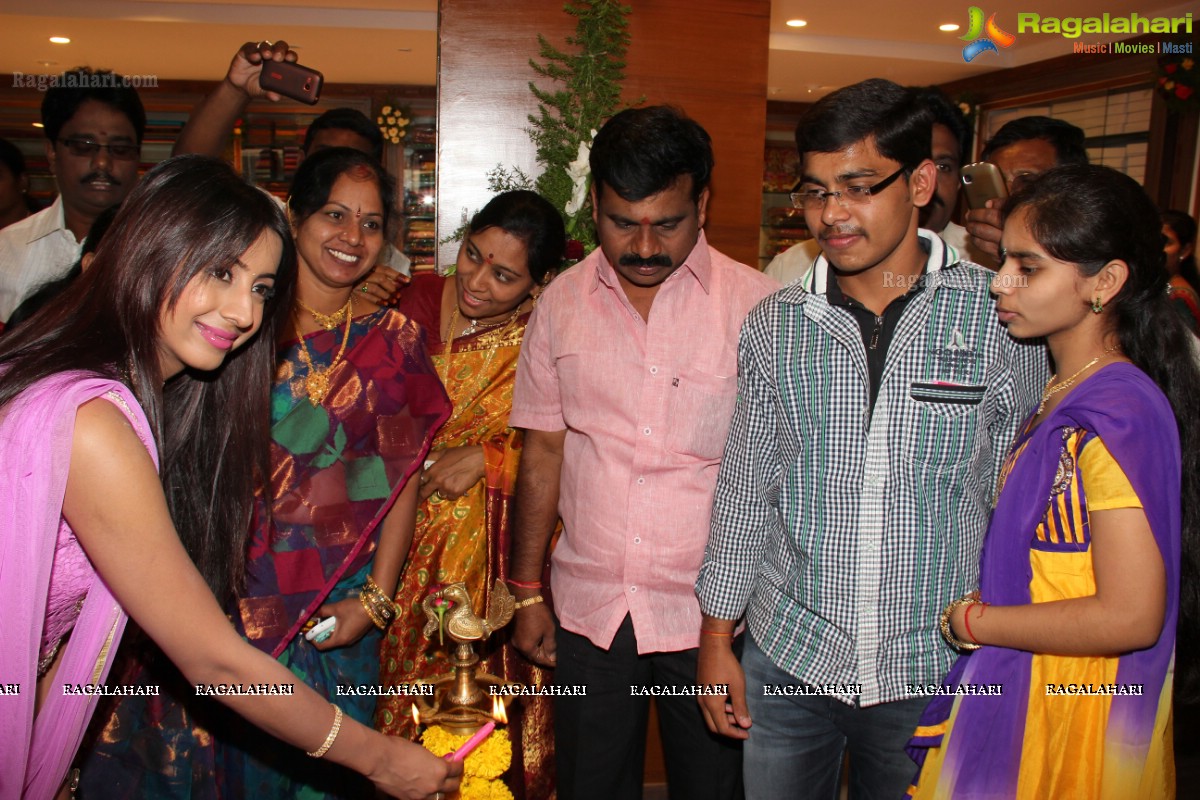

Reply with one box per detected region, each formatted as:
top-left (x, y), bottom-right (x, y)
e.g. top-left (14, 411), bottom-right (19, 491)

top-left (906, 165), bottom-right (1200, 799)
top-left (376, 191), bottom-right (566, 800)
top-left (77, 150), bottom-right (457, 799)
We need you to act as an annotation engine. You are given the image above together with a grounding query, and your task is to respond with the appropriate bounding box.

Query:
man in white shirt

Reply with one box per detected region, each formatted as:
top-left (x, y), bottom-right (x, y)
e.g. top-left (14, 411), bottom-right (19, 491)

top-left (0, 68), bottom-right (145, 324)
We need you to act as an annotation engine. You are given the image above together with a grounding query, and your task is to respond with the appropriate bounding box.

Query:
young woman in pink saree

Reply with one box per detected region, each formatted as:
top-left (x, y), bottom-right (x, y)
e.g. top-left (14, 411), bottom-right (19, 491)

top-left (0, 155), bottom-right (459, 800)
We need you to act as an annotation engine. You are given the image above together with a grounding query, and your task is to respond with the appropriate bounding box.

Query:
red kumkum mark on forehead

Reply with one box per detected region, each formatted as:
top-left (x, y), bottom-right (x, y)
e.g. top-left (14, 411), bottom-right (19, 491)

top-left (640, 217), bottom-right (651, 225)
top-left (486, 253), bottom-right (494, 264)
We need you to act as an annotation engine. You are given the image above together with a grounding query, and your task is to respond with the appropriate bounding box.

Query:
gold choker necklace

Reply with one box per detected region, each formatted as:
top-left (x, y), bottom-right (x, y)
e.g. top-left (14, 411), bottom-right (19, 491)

top-left (297, 297), bottom-right (353, 331)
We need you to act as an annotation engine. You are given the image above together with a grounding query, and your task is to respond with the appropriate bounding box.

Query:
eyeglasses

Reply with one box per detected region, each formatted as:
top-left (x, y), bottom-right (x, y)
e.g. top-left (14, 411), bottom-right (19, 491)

top-left (790, 167), bottom-right (907, 211)
top-left (57, 137), bottom-right (140, 160)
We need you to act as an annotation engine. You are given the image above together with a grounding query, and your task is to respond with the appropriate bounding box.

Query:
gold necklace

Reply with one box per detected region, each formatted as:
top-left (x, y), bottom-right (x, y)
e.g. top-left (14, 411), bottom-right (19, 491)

top-left (296, 297), bottom-right (352, 331)
top-left (461, 305), bottom-right (525, 336)
top-left (1036, 345), bottom-right (1118, 415)
top-left (438, 301), bottom-right (527, 423)
top-left (295, 297), bottom-right (354, 405)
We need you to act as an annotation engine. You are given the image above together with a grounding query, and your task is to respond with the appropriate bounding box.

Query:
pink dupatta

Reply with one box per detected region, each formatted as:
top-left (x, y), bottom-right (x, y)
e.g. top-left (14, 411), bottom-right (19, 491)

top-left (0, 372), bottom-right (157, 799)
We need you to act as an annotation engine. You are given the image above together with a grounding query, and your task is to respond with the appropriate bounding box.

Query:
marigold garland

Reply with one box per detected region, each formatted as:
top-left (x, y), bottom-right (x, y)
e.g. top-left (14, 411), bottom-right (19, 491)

top-left (421, 725), bottom-right (513, 796)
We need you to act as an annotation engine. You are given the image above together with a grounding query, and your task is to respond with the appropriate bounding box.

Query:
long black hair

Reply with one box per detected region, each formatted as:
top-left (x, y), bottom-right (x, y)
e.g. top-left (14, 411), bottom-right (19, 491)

top-left (1003, 164), bottom-right (1200, 698)
top-left (0, 155), bottom-right (296, 602)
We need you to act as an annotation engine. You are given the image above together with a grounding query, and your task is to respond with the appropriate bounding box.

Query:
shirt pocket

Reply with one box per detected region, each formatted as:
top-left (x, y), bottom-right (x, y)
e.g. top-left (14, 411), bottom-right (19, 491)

top-left (910, 381), bottom-right (985, 415)
top-left (907, 381), bottom-right (986, 466)
top-left (666, 368), bottom-right (737, 460)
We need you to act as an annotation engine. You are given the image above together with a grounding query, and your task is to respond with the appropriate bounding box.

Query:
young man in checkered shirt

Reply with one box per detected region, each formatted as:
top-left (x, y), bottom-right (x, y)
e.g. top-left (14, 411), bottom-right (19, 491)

top-left (695, 78), bottom-right (1047, 800)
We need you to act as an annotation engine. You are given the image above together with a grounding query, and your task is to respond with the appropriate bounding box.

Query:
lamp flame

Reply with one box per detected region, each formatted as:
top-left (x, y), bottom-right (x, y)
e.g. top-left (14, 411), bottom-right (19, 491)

top-left (411, 704), bottom-right (420, 727)
top-left (492, 695), bottom-right (508, 724)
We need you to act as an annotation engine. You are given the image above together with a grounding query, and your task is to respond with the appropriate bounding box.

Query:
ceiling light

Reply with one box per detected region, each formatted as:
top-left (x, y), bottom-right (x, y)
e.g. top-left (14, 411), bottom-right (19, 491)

top-left (786, 19), bottom-right (807, 28)
top-left (33, 122), bottom-right (44, 128)
top-left (49, 36), bottom-right (71, 44)
top-left (939, 23), bottom-right (960, 32)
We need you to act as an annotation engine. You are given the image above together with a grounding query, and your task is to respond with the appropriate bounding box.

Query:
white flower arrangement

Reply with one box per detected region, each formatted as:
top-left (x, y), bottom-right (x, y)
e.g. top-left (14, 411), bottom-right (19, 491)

top-left (563, 130), bottom-right (596, 216)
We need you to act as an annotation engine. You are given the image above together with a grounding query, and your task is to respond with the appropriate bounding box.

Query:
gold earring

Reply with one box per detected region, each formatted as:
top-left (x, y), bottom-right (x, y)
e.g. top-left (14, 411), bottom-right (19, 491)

top-left (1091, 297), bottom-right (1103, 314)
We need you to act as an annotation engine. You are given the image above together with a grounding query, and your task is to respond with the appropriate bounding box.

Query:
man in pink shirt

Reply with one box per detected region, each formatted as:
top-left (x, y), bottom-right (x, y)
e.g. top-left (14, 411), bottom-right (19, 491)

top-left (508, 106), bottom-right (777, 800)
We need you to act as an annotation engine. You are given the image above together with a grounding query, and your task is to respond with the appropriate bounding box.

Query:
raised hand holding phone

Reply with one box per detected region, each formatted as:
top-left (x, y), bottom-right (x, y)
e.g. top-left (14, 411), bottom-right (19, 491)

top-left (259, 59), bottom-right (324, 105)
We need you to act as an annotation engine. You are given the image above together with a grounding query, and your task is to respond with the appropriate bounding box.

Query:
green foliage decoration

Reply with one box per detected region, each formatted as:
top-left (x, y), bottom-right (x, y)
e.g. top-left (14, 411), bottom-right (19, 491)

top-left (526, 0), bottom-right (632, 252)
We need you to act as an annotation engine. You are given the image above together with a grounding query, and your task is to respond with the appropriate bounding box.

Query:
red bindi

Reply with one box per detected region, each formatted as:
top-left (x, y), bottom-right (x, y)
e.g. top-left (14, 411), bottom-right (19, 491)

top-left (486, 253), bottom-right (494, 264)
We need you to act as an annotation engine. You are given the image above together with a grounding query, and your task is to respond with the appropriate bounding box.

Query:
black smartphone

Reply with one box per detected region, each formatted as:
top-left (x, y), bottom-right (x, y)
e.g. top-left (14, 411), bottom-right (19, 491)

top-left (260, 60), bottom-right (323, 106)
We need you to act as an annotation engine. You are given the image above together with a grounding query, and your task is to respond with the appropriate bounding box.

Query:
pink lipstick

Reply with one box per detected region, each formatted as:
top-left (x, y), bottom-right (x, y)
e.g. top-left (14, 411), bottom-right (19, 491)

top-left (196, 322), bottom-right (238, 351)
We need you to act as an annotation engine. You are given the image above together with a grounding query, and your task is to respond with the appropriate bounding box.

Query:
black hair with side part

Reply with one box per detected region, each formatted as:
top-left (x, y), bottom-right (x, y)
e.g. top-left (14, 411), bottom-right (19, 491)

top-left (794, 78), bottom-right (932, 172)
top-left (1003, 164), bottom-right (1200, 700)
top-left (589, 106), bottom-right (713, 203)
top-left (981, 116), bottom-right (1088, 166)
top-left (468, 190), bottom-right (566, 284)
top-left (41, 67), bottom-right (147, 144)
top-left (288, 147), bottom-right (396, 240)
top-left (0, 155), bottom-right (296, 601)
top-left (303, 108), bottom-right (385, 164)
top-left (910, 86), bottom-right (971, 165)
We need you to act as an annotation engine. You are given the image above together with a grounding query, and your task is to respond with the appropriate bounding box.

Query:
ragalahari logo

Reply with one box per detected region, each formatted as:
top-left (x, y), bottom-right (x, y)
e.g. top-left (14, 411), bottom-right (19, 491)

top-left (960, 7), bottom-right (1017, 62)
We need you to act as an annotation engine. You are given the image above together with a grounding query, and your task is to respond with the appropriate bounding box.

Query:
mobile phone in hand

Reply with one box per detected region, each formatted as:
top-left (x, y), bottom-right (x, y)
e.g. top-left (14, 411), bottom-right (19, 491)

top-left (260, 60), bottom-right (323, 105)
top-left (961, 162), bottom-right (1008, 210)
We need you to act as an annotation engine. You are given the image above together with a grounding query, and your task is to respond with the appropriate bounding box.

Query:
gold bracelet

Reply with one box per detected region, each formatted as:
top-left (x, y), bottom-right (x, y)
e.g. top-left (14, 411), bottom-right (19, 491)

top-left (307, 704), bottom-right (344, 758)
top-left (513, 595), bottom-right (544, 610)
top-left (360, 576), bottom-right (398, 630)
top-left (939, 592), bottom-right (982, 651)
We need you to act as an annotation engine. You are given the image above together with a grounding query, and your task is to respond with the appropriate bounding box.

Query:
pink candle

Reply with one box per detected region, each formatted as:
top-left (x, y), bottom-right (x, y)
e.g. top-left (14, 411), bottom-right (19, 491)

top-left (447, 721), bottom-right (495, 762)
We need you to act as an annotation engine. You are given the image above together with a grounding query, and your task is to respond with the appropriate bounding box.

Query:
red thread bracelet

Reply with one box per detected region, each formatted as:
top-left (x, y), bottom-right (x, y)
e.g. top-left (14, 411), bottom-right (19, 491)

top-left (700, 630), bottom-right (734, 637)
top-left (507, 578), bottom-right (542, 590)
top-left (963, 601), bottom-right (988, 644)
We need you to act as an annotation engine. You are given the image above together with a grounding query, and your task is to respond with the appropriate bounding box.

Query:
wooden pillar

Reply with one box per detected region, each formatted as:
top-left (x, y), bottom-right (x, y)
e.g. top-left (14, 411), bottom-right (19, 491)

top-left (435, 0), bottom-right (571, 267)
top-left (437, 0), bottom-right (770, 268)
top-left (620, 1), bottom-right (770, 267)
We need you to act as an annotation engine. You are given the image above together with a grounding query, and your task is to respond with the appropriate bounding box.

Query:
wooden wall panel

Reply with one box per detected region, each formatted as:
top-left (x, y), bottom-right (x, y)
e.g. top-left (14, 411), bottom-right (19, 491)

top-left (437, 0), bottom-right (770, 269)
top-left (620, 0), bottom-right (770, 267)
top-left (435, 0), bottom-right (573, 267)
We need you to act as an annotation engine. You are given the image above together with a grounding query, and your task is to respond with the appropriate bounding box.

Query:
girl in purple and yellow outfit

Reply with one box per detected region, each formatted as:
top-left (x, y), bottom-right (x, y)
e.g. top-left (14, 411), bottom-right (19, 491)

top-left (907, 165), bottom-right (1200, 799)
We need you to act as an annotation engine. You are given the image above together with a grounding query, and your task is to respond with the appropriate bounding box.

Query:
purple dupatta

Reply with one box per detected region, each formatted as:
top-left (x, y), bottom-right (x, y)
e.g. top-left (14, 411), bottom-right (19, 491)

top-left (0, 372), bottom-right (157, 799)
top-left (907, 363), bottom-right (1181, 796)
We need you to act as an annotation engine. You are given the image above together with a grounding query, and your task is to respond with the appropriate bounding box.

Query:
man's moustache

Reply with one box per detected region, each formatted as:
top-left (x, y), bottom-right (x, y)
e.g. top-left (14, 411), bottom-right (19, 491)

top-left (820, 226), bottom-right (866, 239)
top-left (619, 254), bottom-right (673, 268)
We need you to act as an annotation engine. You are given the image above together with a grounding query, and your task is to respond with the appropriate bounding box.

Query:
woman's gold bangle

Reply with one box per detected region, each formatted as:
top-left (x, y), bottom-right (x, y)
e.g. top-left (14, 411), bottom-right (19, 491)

top-left (513, 595), bottom-right (544, 610)
top-left (939, 593), bottom-right (981, 652)
top-left (307, 704), bottom-right (344, 758)
top-left (360, 575), bottom-right (398, 630)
